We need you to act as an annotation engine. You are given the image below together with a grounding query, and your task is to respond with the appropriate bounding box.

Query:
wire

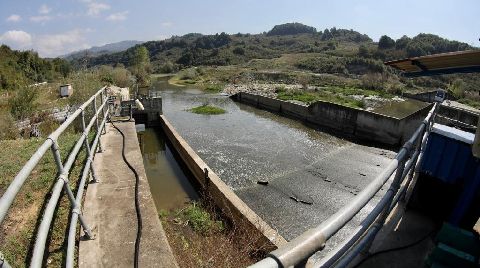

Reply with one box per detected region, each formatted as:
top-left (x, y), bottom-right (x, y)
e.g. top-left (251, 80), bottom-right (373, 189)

top-left (110, 121), bottom-right (142, 268)
top-left (351, 229), bottom-right (435, 268)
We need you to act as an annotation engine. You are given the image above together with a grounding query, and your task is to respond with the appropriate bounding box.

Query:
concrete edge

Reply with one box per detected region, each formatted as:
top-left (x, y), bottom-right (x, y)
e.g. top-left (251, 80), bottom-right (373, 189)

top-left (122, 122), bottom-right (180, 268)
top-left (159, 115), bottom-right (287, 250)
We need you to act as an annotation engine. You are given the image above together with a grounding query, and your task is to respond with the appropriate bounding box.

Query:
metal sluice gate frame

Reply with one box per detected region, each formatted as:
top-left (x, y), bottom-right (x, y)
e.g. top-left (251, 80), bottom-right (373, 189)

top-left (250, 103), bottom-right (439, 268)
top-left (0, 87), bottom-right (109, 268)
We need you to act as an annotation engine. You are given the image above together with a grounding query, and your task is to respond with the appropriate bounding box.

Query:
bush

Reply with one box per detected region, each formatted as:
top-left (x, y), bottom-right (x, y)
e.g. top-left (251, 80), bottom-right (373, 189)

top-left (0, 112), bottom-right (18, 140)
top-left (181, 202), bottom-right (224, 235)
top-left (449, 78), bottom-right (465, 99)
top-left (233, 47), bottom-right (245, 55)
top-left (9, 87), bottom-right (38, 120)
top-left (361, 73), bottom-right (385, 90)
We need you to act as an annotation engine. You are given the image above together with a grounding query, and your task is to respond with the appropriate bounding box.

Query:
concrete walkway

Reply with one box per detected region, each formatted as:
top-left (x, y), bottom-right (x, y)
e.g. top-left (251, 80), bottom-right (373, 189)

top-left (79, 121), bottom-right (178, 268)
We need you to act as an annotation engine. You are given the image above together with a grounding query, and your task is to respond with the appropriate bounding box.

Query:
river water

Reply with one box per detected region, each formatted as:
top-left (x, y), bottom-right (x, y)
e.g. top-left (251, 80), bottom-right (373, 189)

top-left (140, 76), bottom-right (403, 262)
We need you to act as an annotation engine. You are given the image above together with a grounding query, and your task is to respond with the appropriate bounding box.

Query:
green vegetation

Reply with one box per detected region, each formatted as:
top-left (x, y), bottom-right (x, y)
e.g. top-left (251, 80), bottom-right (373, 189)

top-left (0, 130), bottom-right (96, 267)
top-left (78, 23), bottom-right (480, 108)
top-left (160, 201), bottom-right (262, 267)
top-left (189, 105), bottom-right (226, 115)
top-left (129, 46), bottom-right (151, 87)
top-left (0, 45), bottom-right (71, 91)
top-left (267, 22), bottom-right (317, 36)
top-left (179, 202), bottom-right (224, 235)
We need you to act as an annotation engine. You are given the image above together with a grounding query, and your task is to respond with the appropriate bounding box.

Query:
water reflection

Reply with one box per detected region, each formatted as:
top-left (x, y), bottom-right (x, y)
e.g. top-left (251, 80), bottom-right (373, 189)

top-left (138, 128), bottom-right (198, 211)
top-left (372, 99), bottom-right (429, 118)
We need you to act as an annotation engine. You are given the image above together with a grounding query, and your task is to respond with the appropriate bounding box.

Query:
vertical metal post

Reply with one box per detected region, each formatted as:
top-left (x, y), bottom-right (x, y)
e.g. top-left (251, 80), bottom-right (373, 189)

top-left (101, 90), bottom-right (107, 134)
top-left (129, 104), bottom-right (133, 121)
top-left (94, 95), bottom-right (103, 153)
top-left (81, 110), bottom-right (99, 183)
top-left (50, 140), bottom-right (93, 238)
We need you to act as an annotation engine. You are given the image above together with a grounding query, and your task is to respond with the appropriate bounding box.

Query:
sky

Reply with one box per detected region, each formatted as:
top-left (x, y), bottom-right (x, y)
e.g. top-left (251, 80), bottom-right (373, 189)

top-left (0, 0), bottom-right (478, 57)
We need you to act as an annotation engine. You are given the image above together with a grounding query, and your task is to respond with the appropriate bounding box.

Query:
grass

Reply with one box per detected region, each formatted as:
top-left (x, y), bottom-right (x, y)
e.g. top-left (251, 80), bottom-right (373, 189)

top-left (203, 84), bottom-right (224, 93)
top-left (189, 105), bottom-right (226, 115)
top-left (0, 123), bottom-right (98, 267)
top-left (160, 201), bottom-right (263, 267)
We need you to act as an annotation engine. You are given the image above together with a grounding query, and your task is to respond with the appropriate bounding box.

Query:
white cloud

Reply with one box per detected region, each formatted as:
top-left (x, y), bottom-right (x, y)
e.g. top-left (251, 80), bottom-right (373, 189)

top-left (0, 30), bottom-right (32, 48)
top-left (30, 15), bottom-right (52, 22)
top-left (161, 22), bottom-right (173, 27)
top-left (0, 29), bottom-right (91, 57)
top-left (106, 11), bottom-right (128, 21)
top-left (6, 14), bottom-right (21, 22)
top-left (35, 29), bottom-right (90, 57)
top-left (86, 2), bottom-right (110, 16)
top-left (39, 4), bottom-right (51, 14)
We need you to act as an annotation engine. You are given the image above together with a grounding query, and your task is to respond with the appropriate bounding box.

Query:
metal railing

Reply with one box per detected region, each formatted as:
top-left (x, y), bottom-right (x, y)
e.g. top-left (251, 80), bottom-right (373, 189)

top-left (0, 87), bottom-right (109, 268)
top-left (250, 103), bottom-right (439, 268)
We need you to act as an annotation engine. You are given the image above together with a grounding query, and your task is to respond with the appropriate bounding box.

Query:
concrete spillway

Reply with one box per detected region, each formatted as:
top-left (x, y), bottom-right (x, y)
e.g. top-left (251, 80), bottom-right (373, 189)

top-left (148, 78), bottom-right (396, 260)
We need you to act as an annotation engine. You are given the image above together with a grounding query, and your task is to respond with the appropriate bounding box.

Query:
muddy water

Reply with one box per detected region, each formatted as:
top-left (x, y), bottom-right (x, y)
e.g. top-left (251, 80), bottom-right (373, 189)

top-left (138, 128), bottom-right (198, 211)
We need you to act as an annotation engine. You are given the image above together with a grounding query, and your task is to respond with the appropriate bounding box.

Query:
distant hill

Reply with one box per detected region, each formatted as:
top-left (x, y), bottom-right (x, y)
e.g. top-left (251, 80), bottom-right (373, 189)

top-left (62, 40), bottom-right (143, 60)
top-left (82, 23), bottom-right (470, 76)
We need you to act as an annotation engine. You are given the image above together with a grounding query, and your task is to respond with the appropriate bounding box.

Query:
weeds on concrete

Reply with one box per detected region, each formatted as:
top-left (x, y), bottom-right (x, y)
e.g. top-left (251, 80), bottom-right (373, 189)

top-left (160, 198), bottom-right (270, 268)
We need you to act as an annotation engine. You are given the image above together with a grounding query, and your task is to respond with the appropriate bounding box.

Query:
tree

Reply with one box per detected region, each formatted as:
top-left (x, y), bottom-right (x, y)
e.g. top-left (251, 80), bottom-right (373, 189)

top-left (129, 46), bottom-right (151, 87)
top-left (358, 45), bottom-right (369, 57)
top-left (378, 35), bottom-right (395, 49)
top-left (395, 35), bottom-right (411, 50)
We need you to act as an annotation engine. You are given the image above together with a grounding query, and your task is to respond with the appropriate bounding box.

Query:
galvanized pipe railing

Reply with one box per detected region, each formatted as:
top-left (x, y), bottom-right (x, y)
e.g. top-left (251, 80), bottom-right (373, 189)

top-left (66, 109), bottom-right (108, 268)
top-left (0, 87), bottom-right (108, 267)
top-left (250, 103), bottom-right (438, 268)
top-left (30, 93), bottom-right (109, 268)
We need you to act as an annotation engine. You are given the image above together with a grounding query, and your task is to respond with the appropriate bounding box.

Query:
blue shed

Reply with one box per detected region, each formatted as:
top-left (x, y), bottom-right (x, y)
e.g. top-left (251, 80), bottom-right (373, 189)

top-left (421, 123), bottom-right (480, 226)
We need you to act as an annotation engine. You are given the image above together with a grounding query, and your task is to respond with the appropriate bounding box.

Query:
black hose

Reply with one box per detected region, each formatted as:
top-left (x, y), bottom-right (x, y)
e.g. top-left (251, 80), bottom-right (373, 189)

top-left (351, 229), bottom-right (435, 268)
top-left (111, 121), bottom-right (142, 268)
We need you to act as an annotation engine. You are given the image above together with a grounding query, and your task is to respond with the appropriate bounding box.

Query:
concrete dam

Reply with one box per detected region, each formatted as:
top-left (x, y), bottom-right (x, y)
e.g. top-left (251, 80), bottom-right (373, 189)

top-left (141, 78), bottom-right (430, 261)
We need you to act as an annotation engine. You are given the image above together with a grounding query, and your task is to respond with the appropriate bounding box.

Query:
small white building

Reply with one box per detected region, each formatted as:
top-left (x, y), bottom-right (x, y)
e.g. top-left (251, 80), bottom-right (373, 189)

top-left (60, 84), bottom-right (73, 97)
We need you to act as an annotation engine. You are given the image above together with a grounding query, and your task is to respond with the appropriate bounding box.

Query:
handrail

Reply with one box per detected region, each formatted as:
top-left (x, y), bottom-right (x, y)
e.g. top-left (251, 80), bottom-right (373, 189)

top-left (250, 103), bottom-right (438, 268)
top-left (0, 87), bottom-right (109, 267)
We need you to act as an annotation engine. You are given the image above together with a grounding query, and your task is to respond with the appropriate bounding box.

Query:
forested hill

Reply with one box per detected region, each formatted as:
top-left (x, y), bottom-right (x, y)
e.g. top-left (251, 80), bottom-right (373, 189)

top-left (0, 45), bottom-right (70, 90)
top-left (82, 22), bottom-right (473, 74)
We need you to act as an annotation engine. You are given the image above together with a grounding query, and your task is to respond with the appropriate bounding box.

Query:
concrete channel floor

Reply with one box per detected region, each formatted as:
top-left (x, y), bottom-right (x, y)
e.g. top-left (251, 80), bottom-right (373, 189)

top-left (79, 121), bottom-right (178, 268)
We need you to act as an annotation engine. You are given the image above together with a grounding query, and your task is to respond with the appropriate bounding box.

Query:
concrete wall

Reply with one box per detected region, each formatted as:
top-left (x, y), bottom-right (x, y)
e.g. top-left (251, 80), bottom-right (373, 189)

top-left (121, 97), bottom-right (163, 126)
top-left (159, 115), bottom-right (286, 251)
top-left (438, 105), bottom-right (478, 128)
top-left (232, 92), bottom-right (432, 146)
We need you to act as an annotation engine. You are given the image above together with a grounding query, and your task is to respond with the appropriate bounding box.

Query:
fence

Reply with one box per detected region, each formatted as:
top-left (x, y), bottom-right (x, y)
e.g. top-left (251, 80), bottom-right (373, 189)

top-left (0, 87), bottom-right (109, 268)
top-left (250, 103), bottom-right (439, 268)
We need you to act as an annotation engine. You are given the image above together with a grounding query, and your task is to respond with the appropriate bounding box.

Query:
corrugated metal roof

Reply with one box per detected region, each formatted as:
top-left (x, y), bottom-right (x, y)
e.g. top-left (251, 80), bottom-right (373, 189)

top-left (385, 50), bottom-right (480, 77)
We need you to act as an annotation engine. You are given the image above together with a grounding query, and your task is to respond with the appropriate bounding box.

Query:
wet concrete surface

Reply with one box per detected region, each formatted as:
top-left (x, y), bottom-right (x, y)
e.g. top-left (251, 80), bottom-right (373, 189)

top-left (80, 122), bottom-right (178, 268)
top-left (146, 77), bottom-right (397, 260)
